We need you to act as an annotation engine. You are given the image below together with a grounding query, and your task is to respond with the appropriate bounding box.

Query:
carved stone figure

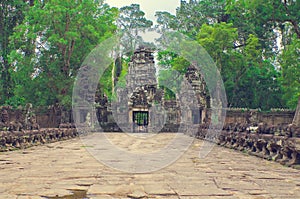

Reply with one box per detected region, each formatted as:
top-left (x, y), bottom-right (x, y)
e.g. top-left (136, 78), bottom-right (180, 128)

top-left (0, 108), bottom-right (9, 130)
top-left (1, 108), bottom-right (9, 123)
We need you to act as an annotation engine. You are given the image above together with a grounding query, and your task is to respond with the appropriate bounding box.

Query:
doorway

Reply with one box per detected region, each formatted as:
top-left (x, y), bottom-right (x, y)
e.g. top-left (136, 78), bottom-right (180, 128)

top-left (133, 111), bottom-right (149, 132)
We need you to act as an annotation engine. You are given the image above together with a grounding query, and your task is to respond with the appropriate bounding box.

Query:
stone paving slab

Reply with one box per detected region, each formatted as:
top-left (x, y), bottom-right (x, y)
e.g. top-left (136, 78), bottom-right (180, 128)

top-left (0, 133), bottom-right (299, 198)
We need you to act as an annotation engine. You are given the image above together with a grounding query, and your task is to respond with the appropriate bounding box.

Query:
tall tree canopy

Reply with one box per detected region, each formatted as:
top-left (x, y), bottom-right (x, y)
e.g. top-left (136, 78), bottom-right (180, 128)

top-left (0, 0), bottom-right (28, 104)
top-left (155, 0), bottom-right (295, 110)
top-left (0, 0), bottom-right (298, 115)
top-left (8, 0), bottom-right (117, 108)
top-left (280, 35), bottom-right (300, 109)
top-left (118, 4), bottom-right (153, 56)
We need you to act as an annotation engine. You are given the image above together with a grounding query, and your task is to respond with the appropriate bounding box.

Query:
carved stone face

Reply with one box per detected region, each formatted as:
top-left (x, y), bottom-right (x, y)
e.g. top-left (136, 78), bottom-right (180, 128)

top-left (1, 110), bottom-right (9, 123)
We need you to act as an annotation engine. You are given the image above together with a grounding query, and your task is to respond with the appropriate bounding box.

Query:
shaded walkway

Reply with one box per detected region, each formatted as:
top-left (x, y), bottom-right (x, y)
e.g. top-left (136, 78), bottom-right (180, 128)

top-left (0, 133), bottom-right (299, 198)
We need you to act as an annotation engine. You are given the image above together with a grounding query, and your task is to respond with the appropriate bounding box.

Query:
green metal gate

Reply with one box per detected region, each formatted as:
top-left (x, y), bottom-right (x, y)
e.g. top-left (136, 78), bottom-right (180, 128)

top-left (133, 111), bottom-right (149, 132)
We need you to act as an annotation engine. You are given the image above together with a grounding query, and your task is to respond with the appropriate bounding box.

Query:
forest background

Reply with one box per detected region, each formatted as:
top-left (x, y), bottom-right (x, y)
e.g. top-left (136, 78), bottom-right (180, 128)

top-left (0, 0), bottom-right (299, 118)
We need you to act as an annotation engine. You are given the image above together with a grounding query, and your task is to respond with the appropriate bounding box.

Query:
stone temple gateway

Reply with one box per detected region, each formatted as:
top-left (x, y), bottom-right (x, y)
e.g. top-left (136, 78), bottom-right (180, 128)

top-left (126, 47), bottom-right (158, 132)
top-left (110, 46), bottom-right (209, 133)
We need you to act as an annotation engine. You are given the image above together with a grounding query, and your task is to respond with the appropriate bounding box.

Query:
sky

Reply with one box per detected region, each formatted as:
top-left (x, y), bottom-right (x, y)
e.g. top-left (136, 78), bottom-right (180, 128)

top-left (105, 0), bottom-right (180, 42)
top-left (105, 0), bottom-right (180, 21)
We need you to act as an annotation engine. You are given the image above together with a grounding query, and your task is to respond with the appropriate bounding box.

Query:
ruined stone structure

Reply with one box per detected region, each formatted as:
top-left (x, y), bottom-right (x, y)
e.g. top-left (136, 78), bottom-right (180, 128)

top-left (110, 47), bottom-right (209, 133)
top-left (112, 47), bottom-right (164, 132)
top-left (126, 47), bottom-right (157, 96)
top-left (127, 47), bottom-right (163, 132)
top-left (1, 46), bottom-right (299, 167)
top-left (73, 64), bottom-right (99, 130)
top-left (181, 64), bottom-right (210, 126)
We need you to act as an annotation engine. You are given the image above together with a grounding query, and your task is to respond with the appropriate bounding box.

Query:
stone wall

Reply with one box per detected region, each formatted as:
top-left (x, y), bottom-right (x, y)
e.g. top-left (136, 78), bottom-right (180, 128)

top-left (0, 105), bottom-right (40, 131)
top-left (36, 105), bottom-right (72, 128)
top-left (0, 105), bottom-right (73, 129)
top-left (225, 109), bottom-right (294, 125)
top-left (195, 123), bottom-right (300, 168)
top-left (1, 106), bottom-right (296, 131)
top-left (98, 108), bottom-right (295, 132)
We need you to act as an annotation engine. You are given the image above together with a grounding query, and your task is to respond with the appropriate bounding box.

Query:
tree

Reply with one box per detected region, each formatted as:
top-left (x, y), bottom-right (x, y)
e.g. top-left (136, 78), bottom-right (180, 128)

top-left (196, 22), bottom-right (237, 72)
top-left (226, 0), bottom-right (299, 118)
top-left (118, 4), bottom-right (153, 55)
top-left (112, 4), bottom-right (153, 95)
top-left (9, 0), bottom-right (118, 108)
top-left (154, 11), bottom-right (178, 45)
top-left (0, 0), bottom-right (28, 105)
top-left (175, 0), bottom-right (228, 37)
top-left (199, 23), bottom-right (285, 109)
top-left (155, 11), bottom-right (178, 34)
top-left (154, 0), bottom-right (300, 111)
top-left (226, 0), bottom-right (300, 57)
top-left (156, 21), bottom-right (284, 110)
top-left (280, 35), bottom-right (300, 109)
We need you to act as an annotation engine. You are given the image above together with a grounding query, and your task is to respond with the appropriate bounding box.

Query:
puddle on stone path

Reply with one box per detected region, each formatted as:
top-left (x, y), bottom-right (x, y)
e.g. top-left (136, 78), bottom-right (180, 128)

top-left (46, 189), bottom-right (88, 199)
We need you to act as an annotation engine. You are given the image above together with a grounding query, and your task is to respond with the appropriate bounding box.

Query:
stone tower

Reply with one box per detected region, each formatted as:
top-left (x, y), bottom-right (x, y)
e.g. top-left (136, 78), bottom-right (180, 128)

top-left (126, 47), bottom-right (163, 132)
top-left (126, 46), bottom-right (157, 96)
top-left (112, 47), bottom-right (208, 133)
top-left (113, 47), bottom-right (163, 132)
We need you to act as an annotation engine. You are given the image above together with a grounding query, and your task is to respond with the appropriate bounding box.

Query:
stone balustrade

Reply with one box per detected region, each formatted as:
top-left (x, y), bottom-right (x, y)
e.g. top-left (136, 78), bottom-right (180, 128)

top-left (0, 126), bottom-right (78, 152)
top-left (1, 113), bottom-right (300, 169)
top-left (195, 123), bottom-right (300, 168)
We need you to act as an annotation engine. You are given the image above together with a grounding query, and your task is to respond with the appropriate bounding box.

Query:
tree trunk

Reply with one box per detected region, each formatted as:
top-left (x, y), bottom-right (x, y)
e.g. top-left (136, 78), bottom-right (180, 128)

top-left (293, 96), bottom-right (300, 126)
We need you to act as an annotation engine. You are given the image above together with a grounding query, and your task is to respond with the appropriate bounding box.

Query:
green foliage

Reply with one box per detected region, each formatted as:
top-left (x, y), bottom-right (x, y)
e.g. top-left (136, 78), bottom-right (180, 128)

top-left (197, 22), bottom-right (237, 72)
top-left (115, 60), bottom-right (128, 89)
top-left (162, 87), bottom-right (176, 100)
top-left (155, 11), bottom-right (178, 33)
top-left (158, 68), bottom-right (183, 99)
top-left (1, 0), bottom-right (299, 113)
top-left (175, 0), bottom-right (228, 37)
top-left (100, 64), bottom-right (113, 100)
top-left (118, 4), bottom-right (153, 56)
top-left (4, 95), bottom-right (26, 108)
top-left (157, 49), bottom-right (189, 99)
top-left (156, 14), bottom-right (286, 110)
top-left (8, 0), bottom-right (117, 109)
top-left (119, 4), bottom-right (152, 30)
top-left (0, 0), bottom-right (28, 104)
top-left (196, 23), bottom-right (285, 110)
top-left (157, 51), bottom-right (177, 69)
top-left (172, 57), bottom-right (190, 74)
top-left (280, 35), bottom-right (300, 109)
top-left (226, 0), bottom-right (300, 56)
